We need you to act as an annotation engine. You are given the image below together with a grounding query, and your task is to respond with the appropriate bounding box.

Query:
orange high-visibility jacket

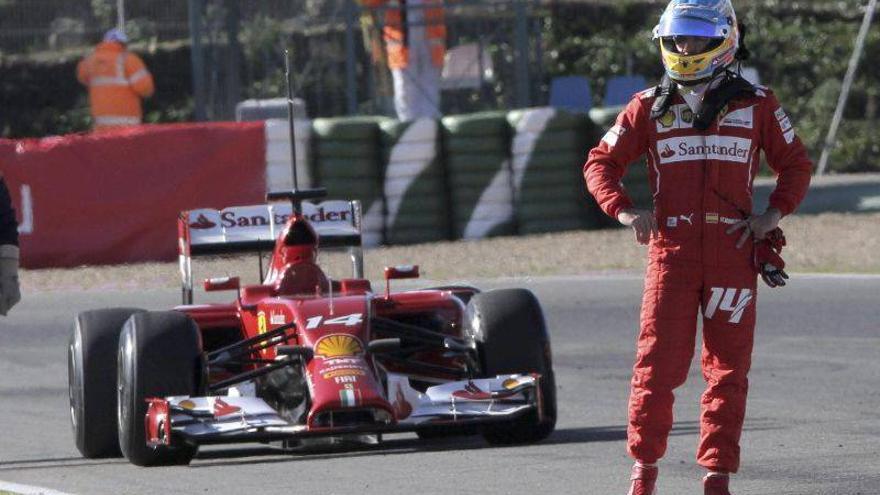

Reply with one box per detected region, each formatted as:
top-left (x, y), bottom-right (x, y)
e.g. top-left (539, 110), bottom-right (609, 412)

top-left (77, 41), bottom-right (155, 130)
top-left (359, 0), bottom-right (447, 70)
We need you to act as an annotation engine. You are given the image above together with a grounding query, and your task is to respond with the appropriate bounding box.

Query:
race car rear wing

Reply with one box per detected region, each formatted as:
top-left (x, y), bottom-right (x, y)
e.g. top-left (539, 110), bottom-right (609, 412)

top-left (178, 200), bottom-right (364, 304)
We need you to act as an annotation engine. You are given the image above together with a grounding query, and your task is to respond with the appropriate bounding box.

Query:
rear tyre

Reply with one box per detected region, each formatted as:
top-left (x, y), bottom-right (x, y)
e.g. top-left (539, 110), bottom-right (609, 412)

top-left (68, 308), bottom-right (145, 458)
top-left (465, 289), bottom-right (557, 445)
top-left (117, 311), bottom-right (203, 466)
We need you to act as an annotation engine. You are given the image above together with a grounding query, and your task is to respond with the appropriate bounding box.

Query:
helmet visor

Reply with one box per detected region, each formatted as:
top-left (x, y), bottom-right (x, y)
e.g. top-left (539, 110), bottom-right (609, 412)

top-left (655, 15), bottom-right (721, 38)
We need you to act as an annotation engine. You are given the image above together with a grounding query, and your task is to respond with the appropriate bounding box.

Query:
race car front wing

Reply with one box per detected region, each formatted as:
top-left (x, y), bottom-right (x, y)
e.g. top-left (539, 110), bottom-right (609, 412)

top-left (145, 373), bottom-right (542, 447)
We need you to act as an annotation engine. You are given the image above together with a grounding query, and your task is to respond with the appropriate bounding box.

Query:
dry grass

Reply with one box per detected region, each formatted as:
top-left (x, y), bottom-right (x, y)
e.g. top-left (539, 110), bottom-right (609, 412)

top-left (20, 212), bottom-right (880, 292)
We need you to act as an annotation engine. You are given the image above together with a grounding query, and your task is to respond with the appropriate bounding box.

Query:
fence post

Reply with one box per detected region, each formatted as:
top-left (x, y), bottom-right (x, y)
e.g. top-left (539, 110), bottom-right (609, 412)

top-left (224, 0), bottom-right (242, 119)
top-left (117, 0), bottom-right (126, 33)
top-left (514, 0), bottom-right (531, 108)
top-left (345, 0), bottom-right (358, 115)
top-left (188, 0), bottom-right (207, 121)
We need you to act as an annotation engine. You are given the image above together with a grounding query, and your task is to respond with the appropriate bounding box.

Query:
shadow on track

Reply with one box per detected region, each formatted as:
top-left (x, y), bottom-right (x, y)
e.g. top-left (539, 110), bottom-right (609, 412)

top-left (189, 422), bottom-right (716, 469)
top-left (0, 457), bottom-right (125, 472)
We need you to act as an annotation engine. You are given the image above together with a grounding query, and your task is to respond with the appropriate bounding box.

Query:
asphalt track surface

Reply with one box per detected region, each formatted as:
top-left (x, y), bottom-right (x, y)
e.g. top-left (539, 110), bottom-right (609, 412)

top-left (0, 274), bottom-right (878, 495)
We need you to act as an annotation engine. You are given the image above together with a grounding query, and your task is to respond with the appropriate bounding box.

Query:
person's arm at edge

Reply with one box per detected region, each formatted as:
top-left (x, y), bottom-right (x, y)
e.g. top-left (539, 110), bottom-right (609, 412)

top-left (760, 90), bottom-right (813, 218)
top-left (0, 174), bottom-right (18, 247)
top-left (126, 53), bottom-right (155, 99)
top-left (583, 96), bottom-right (651, 223)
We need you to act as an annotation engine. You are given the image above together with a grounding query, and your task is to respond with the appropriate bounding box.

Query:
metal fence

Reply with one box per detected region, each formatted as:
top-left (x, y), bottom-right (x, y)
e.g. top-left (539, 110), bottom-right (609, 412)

top-left (0, 0), bottom-right (543, 121)
top-left (0, 0), bottom-right (189, 54)
top-left (187, 0), bottom-right (544, 120)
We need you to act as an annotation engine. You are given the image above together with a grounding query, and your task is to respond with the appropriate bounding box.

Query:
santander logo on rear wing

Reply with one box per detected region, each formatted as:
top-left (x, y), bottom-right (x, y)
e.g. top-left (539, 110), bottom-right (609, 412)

top-left (177, 200), bottom-right (364, 304)
top-left (181, 200), bottom-right (362, 254)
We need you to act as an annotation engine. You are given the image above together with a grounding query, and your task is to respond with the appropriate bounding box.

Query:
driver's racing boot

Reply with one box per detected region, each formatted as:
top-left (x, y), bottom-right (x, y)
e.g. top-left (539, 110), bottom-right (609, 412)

top-left (703, 472), bottom-right (732, 495)
top-left (627, 462), bottom-right (658, 495)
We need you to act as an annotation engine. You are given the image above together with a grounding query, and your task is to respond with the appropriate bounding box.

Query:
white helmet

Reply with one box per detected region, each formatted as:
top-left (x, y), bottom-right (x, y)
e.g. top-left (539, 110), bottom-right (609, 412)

top-left (653, 0), bottom-right (739, 84)
top-left (103, 28), bottom-right (128, 44)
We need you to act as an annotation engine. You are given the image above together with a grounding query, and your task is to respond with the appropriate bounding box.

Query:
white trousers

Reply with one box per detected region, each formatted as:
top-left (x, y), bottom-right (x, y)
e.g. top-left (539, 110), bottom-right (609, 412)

top-left (391, 34), bottom-right (441, 121)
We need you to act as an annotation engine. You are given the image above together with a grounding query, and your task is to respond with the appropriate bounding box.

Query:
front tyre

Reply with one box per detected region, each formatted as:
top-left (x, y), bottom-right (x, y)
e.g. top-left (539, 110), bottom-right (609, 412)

top-left (117, 311), bottom-right (203, 466)
top-left (465, 289), bottom-right (557, 445)
top-left (68, 308), bottom-right (145, 458)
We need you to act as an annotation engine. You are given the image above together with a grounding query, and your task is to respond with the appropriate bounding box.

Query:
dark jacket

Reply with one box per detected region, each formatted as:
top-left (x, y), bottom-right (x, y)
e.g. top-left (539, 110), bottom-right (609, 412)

top-left (0, 176), bottom-right (19, 246)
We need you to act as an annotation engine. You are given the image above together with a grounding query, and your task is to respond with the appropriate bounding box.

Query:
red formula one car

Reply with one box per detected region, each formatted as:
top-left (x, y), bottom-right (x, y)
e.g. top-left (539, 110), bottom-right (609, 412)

top-left (68, 190), bottom-right (556, 466)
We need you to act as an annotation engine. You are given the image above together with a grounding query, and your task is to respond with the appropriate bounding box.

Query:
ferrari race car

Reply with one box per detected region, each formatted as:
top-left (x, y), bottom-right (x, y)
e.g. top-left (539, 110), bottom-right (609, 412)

top-left (68, 189), bottom-right (556, 466)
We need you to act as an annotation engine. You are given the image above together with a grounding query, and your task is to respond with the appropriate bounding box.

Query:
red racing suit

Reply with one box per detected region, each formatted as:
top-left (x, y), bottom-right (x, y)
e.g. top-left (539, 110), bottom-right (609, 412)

top-left (584, 81), bottom-right (812, 473)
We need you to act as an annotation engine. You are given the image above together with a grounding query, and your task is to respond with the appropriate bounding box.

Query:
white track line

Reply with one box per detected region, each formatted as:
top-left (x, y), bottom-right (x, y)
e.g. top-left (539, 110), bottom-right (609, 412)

top-left (0, 480), bottom-right (74, 495)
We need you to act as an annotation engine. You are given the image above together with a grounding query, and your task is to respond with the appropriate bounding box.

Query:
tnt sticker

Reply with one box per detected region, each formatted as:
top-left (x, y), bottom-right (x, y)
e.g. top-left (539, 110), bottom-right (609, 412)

top-left (774, 107), bottom-right (787, 121)
top-left (667, 216), bottom-right (678, 228)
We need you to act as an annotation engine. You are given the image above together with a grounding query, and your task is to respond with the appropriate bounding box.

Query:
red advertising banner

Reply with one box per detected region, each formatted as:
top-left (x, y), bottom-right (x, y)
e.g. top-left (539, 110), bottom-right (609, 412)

top-left (0, 123), bottom-right (266, 269)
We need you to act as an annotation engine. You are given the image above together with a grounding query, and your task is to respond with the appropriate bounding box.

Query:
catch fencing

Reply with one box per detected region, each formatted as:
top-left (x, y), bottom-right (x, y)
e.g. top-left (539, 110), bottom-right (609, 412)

top-left (0, 0), bottom-right (544, 121)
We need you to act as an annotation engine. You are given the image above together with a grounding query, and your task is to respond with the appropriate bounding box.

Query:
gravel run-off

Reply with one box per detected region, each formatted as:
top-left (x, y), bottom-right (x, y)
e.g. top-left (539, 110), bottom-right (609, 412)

top-left (20, 212), bottom-right (880, 293)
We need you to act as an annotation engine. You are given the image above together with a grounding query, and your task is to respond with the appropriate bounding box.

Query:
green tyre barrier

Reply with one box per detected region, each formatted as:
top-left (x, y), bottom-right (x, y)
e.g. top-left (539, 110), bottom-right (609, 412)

top-left (517, 200), bottom-right (588, 221)
top-left (509, 107), bottom-right (596, 234)
top-left (445, 137), bottom-right (510, 154)
top-left (312, 116), bottom-right (390, 140)
top-left (446, 154), bottom-right (510, 174)
top-left (519, 218), bottom-right (586, 234)
top-left (441, 111), bottom-right (509, 136)
top-left (315, 140), bottom-right (377, 159)
top-left (382, 118), bottom-right (446, 244)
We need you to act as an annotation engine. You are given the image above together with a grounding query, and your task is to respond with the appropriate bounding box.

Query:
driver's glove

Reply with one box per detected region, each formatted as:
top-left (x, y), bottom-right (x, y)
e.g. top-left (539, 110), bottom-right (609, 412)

top-left (0, 244), bottom-right (21, 316)
top-left (753, 227), bottom-right (788, 288)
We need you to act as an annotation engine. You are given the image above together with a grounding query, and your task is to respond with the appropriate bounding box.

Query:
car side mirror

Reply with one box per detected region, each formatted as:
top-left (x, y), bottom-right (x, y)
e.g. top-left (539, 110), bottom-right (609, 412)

top-left (384, 265), bottom-right (419, 280)
top-left (204, 277), bottom-right (240, 292)
top-left (383, 265), bottom-right (419, 298)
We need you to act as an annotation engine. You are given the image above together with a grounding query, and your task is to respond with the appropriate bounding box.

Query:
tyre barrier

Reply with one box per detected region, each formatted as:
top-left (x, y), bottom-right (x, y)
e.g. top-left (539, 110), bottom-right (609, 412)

top-left (507, 108), bottom-right (604, 234)
top-left (265, 119), bottom-right (312, 192)
top-left (275, 110), bottom-right (642, 242)
top-left (310, 116), bottom-right (391, 246)
top-left (380, 118), bottom-right (448, 245)
top-left (441, 111), bottom-right (515, 239)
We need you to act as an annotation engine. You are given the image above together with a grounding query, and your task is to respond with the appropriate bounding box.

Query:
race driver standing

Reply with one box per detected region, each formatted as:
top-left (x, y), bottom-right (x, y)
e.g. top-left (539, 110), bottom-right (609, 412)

top-left (0, 172), bottom-right (20, 316)
top-left (583, 1), bottom-right (812, 494)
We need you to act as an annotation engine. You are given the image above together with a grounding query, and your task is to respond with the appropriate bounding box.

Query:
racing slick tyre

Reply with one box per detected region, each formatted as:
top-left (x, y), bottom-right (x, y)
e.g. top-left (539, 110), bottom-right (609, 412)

top-left (69, 308), bottom-right (145, 458)
top-left (117, 311), bottom-right (204, 466)
top-left (465, 289), bottom-right (557, 445)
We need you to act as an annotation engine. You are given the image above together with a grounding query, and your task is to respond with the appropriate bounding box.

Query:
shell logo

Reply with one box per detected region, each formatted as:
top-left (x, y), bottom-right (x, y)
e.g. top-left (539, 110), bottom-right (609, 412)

top-left (315, 334), bottom-right (364, 359)
top-left (659, 110), bottom-right (676, 128)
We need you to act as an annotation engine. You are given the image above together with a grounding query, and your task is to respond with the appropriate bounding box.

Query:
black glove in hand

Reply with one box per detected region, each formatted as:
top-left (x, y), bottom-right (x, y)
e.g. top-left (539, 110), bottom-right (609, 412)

top-left (753, 228), bottom-right (788, 288)
top-left (760, 262), bottom-right (789, 288)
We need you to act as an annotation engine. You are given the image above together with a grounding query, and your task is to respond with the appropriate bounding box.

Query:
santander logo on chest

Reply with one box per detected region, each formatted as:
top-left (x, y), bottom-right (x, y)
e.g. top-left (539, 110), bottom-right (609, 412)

top-left (656, 135), bottom-right (752, 165)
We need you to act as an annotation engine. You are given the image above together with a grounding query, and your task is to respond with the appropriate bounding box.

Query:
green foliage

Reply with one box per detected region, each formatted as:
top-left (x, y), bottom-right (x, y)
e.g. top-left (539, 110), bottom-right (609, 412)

top-left (91, 0), bottom-right (115, 28)
top-left (542, 1), bottom-right (880, 173)
top-left (825, 120), bottom-right (880, 173)
top-left (3, 0), bottom-right (879, 174)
